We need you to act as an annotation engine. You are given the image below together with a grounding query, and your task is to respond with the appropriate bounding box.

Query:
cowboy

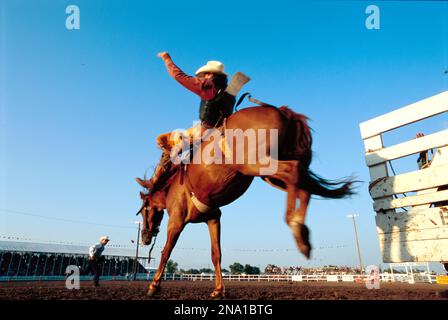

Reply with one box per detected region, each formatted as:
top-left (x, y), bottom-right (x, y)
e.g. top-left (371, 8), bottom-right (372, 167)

top-left (136, 52), bottom-right (235, 191)
top-left (85, 236), bottom-right (110, 287)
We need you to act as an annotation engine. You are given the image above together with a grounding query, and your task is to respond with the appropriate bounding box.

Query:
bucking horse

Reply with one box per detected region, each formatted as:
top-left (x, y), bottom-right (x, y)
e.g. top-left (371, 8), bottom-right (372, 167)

top-left (136, 104), bottom-right (355, 298)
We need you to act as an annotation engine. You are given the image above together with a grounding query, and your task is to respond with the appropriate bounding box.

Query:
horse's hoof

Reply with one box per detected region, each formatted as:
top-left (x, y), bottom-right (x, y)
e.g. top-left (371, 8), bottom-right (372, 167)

top-left (210, 290), bottom-right (225, 300)
top-left (299, 224), bottom-right (312, 259)
top-left (299, 244), bottom-right (312, 259)
top-left (147, 284), bottom-right (161, 297)
top-left (290, 223), bottom-right (312, 259)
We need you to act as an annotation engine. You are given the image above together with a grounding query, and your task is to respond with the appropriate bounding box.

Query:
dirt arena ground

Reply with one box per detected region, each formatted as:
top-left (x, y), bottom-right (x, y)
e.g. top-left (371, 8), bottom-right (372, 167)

top-left (1, 280), bottom-right (448, 300)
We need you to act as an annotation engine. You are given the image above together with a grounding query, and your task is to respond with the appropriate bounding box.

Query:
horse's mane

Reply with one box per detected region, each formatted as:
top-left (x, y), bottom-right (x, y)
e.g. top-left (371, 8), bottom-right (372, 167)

top-left (159, 166), bottom-right (181, 193)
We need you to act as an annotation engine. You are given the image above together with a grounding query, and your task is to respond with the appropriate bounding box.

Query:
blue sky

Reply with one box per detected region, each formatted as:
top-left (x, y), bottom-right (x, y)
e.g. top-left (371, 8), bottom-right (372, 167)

top-left (1, 0), bottom-right (447, 271)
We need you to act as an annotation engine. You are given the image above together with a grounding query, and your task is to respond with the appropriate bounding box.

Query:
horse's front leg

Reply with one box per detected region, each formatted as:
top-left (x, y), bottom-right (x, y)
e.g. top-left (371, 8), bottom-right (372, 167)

top-left (147, 222), bottom-right (184, 297)
top-left (207, 210), bottom-right (225, 299)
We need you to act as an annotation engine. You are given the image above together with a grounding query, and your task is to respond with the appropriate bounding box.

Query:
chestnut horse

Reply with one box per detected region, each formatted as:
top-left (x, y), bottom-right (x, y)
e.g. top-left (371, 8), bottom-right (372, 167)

top-left (136, 105), bottom-right (354, 298)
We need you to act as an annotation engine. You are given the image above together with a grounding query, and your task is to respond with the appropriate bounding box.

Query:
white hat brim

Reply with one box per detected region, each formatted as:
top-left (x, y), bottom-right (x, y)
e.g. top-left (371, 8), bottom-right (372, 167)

top-left (195, 65), bottom-right (227, 76)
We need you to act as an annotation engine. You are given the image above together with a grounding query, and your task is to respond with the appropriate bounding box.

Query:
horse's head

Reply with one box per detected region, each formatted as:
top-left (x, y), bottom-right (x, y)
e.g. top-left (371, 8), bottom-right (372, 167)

top-left (136, 191), bottom-right (164, 245)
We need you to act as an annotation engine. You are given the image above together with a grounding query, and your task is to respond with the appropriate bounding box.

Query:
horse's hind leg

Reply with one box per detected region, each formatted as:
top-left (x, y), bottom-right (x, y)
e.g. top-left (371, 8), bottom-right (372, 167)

top-left (238, 159), bottom-right (299, 217)
top-left (255, 161), bottom-right (312, 259)
top-left (238, 159), bottom-right (313, 257)
top-left (237, 159), bottom-right (298, 185)
top-left (287, 188), bottom-right (312, 259)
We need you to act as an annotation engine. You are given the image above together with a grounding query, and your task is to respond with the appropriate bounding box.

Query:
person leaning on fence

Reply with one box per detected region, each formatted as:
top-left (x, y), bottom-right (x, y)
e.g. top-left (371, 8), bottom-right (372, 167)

top-left (416, 133), bottom-right (433, 170)
top-left (415, 133), bottom-right (448, 207)
top-left (85, 236), bottom-right (110, 287)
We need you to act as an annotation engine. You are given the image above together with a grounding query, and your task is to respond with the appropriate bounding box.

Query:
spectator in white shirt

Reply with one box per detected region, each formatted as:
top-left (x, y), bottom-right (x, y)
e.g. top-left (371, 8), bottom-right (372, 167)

top-left (85, 236), bottom-right (110, 287)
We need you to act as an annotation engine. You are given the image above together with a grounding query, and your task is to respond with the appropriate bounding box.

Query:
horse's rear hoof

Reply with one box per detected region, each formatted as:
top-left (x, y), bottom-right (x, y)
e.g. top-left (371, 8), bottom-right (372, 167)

top-left (147, 284), bottom-right (161, 297)
top-left (290, 222), bottom-right (312, 259)
top-left (298, 224), bottom-right (312, 259)
top-left (210, 290), bottom-right (225, 300)
top-left (299, 245), bottom-right (312, 259)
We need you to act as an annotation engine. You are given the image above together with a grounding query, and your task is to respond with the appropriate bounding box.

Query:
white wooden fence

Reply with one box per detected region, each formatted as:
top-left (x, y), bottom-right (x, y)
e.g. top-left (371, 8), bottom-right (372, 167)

top-left (0, 273), bottom-right (436, 284)
top-left (359, 91), bottom-right (448, 263)
top-left (173, 273), bottom-right (435, 284)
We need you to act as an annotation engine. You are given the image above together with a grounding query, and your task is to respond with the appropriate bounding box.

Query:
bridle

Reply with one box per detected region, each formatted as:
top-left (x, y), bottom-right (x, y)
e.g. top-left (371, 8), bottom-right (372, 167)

top-left (136, 195), bottom-right (161, 237)
top-left (136, 195), bottom-right (160, 263)
top-left (136, 197), bottom-right (148, 216)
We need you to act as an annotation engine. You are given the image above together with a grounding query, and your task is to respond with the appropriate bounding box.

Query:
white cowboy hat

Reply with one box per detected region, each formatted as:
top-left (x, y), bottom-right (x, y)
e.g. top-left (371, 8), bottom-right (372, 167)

top-left (99, 236), bottom-right (110, 242)
top-left (195, 61), bottom-right (227, 76)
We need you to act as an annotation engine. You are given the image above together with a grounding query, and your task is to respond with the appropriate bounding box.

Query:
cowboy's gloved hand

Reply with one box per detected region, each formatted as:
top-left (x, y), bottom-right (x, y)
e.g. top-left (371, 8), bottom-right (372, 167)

top-left (157, 52), bottom-right (170, 61)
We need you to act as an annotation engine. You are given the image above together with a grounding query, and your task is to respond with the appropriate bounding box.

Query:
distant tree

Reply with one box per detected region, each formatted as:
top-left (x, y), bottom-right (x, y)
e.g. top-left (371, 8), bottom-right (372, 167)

top-left (229, 262), bottom-right (245, 274)
top-left (244, 264), bottom-right (260, 275)
top-left (185, 269), bottom-right (201, 274)
top-left (199, 268), bottom-right (213, 274)
top-left (183, 269), bottom-right (200, 274)
top-left (165, 260), bottom-right (178, 274)
top-left (222, 268), bottom-right (229, 274)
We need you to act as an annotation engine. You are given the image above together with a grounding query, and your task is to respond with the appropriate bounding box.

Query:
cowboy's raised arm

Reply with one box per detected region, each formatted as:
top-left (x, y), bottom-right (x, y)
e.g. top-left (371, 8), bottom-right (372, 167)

top-left (157, 52), bottom-right (216, 100)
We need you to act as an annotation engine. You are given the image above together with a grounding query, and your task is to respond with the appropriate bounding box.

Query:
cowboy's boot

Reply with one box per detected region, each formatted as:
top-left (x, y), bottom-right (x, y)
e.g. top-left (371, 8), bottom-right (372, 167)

top-left (136, 151), bottom-right (172, 192)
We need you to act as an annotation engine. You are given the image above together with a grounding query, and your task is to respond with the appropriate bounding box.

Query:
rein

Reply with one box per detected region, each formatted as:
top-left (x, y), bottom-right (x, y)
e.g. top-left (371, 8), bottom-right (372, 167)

top-left (148, 232), bottom-right (158, 263)
top-left (135, 198), bottom-right (148, 216)
top-left (234, 92), bottom-right (276, 111)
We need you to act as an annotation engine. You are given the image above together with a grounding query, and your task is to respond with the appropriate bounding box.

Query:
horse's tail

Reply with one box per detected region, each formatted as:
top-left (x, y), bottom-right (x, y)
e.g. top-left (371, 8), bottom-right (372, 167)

top-left (304, 170), bottom-right (355, 199)
top-left (278, 106), bottom-right (356, 199)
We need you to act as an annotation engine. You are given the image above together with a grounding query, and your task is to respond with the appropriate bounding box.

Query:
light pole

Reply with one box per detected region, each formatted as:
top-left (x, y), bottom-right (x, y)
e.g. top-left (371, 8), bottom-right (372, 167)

top-left (133, 221), bottom-right (142, 280)
top-left (347, 214), bottom-right (364, 273)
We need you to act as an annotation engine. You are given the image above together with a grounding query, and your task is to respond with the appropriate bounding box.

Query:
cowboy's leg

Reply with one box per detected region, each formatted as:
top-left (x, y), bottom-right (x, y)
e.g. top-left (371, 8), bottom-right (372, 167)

top-left (136, 125), bottom-right (202, 190)
top-left (184, 122), bottom-right (206, 162)
top-left (157, 125), bottom-right (202, 156)
top-left (170, 124), bottom-right (202, 155)
top-left (156, 132), bottom-right (176, 151)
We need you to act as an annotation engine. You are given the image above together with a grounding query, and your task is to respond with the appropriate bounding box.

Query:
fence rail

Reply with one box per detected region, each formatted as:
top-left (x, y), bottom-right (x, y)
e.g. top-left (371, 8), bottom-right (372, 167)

top-left (178, 273), bottom-right (437, 284)
top-left (1, 273), bottom-right (436, 284)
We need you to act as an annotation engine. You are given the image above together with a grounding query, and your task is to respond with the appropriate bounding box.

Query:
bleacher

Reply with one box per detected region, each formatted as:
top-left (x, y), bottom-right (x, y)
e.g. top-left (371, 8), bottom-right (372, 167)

top-left (0, 241), bottom-right (151, 280)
